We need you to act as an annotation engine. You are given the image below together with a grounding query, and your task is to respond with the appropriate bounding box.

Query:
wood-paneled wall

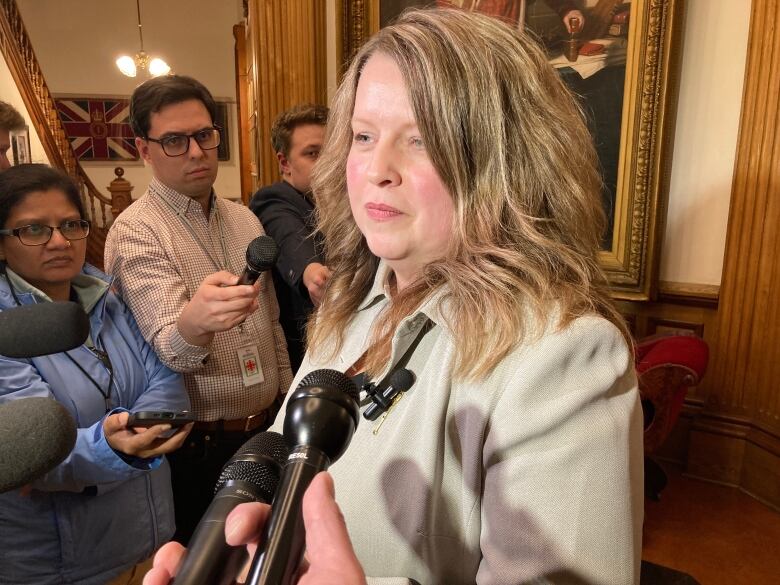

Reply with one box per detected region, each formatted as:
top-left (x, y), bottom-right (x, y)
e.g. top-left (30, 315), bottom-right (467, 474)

top-left (682, 0), bottom-right (780, 510)
top-left (240, 0), bottom-right (328, 203)
top-left (235, 0), bottom-right (780, 509)
top-left (620, 0), bottom-right (780, 511)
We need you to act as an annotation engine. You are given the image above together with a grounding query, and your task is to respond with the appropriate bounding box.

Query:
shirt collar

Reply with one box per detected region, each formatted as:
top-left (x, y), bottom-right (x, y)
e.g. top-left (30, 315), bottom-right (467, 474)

top-left (356, 260), bottom-right (450, 328)
top-left (356, 261), bottom-right (392, 311)
top-left (5, 265), bottom-right (109, 315)
top-left (148, 177), bottom-right (217, 217)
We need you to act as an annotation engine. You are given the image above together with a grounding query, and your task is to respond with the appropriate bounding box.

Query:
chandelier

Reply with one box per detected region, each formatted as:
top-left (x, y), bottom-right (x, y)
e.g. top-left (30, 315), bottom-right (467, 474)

top-left (116, 0), bottom-right (170, 78)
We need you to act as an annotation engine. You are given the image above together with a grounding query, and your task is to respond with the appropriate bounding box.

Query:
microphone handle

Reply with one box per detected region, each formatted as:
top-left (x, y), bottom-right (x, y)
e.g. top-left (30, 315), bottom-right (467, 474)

top-left (245, 447), bottom-right (330, 585)
top-left (173, 481), bottom-right (261, 585)
top-left (237, 266), bottom-right (262, 286)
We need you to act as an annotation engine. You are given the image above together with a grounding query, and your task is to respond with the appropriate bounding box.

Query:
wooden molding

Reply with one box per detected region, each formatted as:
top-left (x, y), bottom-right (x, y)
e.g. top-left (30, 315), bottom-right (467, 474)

top-left (234, 23), bottom-right (253, 204)
top-left (688, 414), bottom-right (780, 510)
top-left (658, 281), bottom-right (720, 307)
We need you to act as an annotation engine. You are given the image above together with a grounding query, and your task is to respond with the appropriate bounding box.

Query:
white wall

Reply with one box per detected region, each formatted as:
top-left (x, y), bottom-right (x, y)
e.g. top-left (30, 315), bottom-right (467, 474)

top-left (15, 0), bottom-right (244, 199)
top-left (0, 52), bottom-right (49, 166)
top-left (660, 0), bottom-right (750, 286)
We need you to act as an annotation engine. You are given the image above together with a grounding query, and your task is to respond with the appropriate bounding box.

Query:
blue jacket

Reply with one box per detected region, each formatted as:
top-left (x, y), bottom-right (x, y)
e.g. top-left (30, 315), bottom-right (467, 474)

top-left (0, 265), bottom-right (189, 585)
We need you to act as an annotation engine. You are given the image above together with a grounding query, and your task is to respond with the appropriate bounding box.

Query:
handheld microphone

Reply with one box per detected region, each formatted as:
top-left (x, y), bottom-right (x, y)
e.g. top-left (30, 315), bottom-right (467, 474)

top-left (173, 431), bottom-right (289, 585)
top-left (237, 236), bottom-right (279, 285)
top-left (363, 368), bottom-right (415, 421)
top-left (0, 397), bottom-right (77, 493)
top-left (245, 369), bottom-right (360, 585)
top-left (0, 301), bottom-right (90, 358)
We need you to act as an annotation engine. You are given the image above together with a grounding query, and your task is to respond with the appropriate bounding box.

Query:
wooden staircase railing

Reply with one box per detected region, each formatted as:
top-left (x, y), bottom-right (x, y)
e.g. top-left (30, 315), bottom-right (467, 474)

top-left (0, 0), bottom-right (131, 269)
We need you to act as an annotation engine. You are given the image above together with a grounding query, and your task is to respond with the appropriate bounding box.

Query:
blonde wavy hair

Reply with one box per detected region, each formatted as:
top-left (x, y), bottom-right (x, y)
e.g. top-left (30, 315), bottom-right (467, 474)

top-left (309, 7), bottom-right (628, 379)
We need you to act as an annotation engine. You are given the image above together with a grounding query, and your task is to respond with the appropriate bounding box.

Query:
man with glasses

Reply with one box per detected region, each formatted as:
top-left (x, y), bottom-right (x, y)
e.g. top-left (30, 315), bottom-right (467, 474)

top-left (104, 75), bottom-right (292, 545)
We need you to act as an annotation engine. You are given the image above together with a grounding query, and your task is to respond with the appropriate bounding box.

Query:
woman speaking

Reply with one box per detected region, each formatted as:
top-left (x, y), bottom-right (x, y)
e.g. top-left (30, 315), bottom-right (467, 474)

top-left (148, 7), bottom-right (643, 585)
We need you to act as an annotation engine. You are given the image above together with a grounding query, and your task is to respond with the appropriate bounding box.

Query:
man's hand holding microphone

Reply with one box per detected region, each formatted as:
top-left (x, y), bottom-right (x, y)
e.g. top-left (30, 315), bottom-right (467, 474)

top-left (143, 471), bottom-right (366, 585)
top-left (144, 368), bottom-right (367, 585)
top-left (178, 236), bottom-right (279, 347)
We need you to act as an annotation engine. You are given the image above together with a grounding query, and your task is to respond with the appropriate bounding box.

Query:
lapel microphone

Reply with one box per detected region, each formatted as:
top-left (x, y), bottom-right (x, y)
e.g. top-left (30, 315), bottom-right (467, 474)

top-left (363, 368), bottom-right (415, 421)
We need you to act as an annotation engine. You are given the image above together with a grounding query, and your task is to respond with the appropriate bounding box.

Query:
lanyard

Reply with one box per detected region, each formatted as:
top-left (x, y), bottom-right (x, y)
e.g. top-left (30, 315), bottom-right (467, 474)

top-left (352, 317), bottom-right (434, 406)
top-left (64, 346), bottom-right (114, 413)
top-left (159, 195), bottom-right (231, 273)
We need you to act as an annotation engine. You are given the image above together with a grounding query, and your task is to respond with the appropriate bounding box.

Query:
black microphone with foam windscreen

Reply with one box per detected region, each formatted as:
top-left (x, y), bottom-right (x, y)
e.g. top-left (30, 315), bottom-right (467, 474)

top-left (363, 368), bottom-right (415, 421)
top-left (0, 301), bottom-right (90, 358)
top-left (237, 236), bottom-right (279, 286)
top-left (0, 397), bottom-right (77, 493)
top-left (245, 369), bottom-right (360, 585)
top-left (173, 431), bottom-right (289, 585)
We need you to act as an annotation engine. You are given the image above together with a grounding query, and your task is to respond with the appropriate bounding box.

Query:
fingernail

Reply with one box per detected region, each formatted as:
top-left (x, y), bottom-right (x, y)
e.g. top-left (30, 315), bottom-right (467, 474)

top-left (225, 516), bottom-right (244, 541)
top-left (324, 473), bottom-right (335, 498)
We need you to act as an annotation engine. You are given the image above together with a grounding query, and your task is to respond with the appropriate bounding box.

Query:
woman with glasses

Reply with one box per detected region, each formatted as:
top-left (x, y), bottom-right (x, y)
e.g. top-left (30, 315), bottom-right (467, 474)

top-left (0, 164), bottom-right (192, 585)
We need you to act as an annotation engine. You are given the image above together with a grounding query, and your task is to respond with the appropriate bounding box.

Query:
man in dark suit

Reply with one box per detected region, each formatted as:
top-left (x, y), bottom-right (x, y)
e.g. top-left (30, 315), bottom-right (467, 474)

top-left (250, 104), bottom-right (330, 372)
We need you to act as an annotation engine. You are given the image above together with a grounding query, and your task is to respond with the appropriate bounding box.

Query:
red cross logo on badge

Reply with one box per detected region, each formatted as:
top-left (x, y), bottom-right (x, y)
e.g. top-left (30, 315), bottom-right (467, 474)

top-left (244, 358), bottom-right (257, 374)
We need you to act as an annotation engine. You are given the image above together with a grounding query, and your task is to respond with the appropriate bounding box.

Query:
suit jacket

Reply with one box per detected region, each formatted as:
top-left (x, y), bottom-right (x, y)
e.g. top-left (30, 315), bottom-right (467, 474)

top-left (250, 181), bottom-right (323, 371)
top-left (272, 261), bottom-right (643, 585)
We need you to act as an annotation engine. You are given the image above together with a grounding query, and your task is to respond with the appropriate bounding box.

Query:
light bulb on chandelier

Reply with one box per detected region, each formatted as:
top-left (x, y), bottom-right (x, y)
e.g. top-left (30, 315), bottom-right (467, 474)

top-left (116, 0), bottom-right (170, 78)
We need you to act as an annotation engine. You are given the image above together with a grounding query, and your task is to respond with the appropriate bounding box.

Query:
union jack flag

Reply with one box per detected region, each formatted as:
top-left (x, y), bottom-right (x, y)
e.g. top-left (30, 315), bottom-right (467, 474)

top-left (55, 97), bottom-right (138, 161)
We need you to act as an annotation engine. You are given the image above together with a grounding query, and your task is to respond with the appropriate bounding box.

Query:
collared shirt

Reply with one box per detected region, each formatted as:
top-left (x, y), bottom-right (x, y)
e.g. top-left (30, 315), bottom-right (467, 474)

top-left (105, 178), bottom-right (293, 421)
top-left (274, 262), bottom-right (643, 584)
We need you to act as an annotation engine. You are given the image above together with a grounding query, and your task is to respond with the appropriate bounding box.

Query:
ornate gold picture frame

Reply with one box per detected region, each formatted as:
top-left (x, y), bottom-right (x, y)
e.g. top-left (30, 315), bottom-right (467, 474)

top-left (341, 0), bottom-right (683, 300)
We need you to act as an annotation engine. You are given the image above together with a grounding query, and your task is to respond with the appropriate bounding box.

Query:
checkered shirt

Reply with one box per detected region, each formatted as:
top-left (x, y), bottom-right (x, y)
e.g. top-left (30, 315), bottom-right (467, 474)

top-left (104, 178), bottom-right (293, 421)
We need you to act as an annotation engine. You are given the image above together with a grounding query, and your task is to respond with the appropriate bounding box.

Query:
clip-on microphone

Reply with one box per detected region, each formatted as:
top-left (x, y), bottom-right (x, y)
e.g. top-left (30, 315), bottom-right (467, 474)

top-left (363, 368), bottom-right (415, 421)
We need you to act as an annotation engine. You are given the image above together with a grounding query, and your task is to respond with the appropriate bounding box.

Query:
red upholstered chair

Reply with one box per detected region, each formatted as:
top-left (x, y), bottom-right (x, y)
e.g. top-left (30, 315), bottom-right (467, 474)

top-left (634, 332), bottom-right (709, 499)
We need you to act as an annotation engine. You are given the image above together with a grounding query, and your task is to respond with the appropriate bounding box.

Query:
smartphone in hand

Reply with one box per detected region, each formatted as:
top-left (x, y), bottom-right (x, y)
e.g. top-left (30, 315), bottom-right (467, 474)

top-left (127, 411), bottom-right (194, 428)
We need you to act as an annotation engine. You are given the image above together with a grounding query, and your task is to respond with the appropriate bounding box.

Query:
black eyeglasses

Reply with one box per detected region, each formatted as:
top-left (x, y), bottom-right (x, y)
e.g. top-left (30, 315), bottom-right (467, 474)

top-left (145, 126), bottom-right (222, 157)
top-left (0, 219), bottom-right (91, 246)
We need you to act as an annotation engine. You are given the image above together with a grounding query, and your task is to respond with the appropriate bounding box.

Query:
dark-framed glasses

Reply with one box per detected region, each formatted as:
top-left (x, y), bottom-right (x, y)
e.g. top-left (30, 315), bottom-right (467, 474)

top-left (0, 219), bottom-right (91, 246)
top-left (145, 126), bottom-right (222, 157)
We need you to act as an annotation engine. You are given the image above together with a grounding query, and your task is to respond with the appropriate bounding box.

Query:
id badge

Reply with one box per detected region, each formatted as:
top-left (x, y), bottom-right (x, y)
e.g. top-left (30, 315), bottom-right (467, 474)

top-left (237, 345), bottom-right (264, 387)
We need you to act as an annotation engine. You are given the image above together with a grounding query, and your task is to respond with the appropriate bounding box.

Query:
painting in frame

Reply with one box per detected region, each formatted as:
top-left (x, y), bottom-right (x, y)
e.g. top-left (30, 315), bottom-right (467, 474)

top-left (341, 0), bottom-right (683, 300)
top-left (214, 101), bottom-right (231, 162)
top-left (9, 126), bottom-right (31, 165)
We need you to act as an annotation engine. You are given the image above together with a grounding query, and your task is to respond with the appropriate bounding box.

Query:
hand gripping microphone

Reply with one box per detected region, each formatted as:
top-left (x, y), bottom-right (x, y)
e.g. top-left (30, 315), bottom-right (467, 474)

top-left (0, 397), bottom-right (77, 493)
top-left (237, 236), bottom-right (279, 285)
top-left (246, 369), bottom-right (360, 585)
top-left (0, 301), bottom-right (90, 358)
top-left (173, 432), bottom-right (289, 585)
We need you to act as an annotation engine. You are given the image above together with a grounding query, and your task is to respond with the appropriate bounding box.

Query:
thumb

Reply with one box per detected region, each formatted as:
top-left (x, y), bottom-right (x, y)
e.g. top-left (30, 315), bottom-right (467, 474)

top-left (302, 472), bottom-right (360, 569)
top-left (203, 270), bottom-right (239, 287)
top-left (103, 411), bottom-right (128, 435)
